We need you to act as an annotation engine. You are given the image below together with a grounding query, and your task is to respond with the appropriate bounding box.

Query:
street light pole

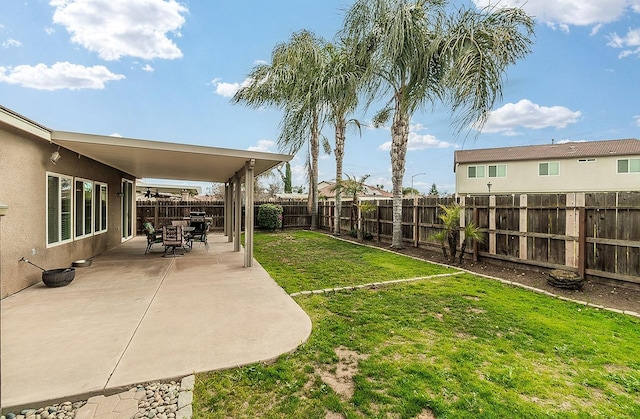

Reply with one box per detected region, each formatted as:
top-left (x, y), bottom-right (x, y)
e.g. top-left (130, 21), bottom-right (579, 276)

top-left (411, 173), bottom-right (426, 190)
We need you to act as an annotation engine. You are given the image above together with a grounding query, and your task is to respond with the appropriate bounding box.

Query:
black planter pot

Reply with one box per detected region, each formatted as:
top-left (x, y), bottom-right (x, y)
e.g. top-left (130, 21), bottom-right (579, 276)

top-left (42, 268), bottom-right (75, 287)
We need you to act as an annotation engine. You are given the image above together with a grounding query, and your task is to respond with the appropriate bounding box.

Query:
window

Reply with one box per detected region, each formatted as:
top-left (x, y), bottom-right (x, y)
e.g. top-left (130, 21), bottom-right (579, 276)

top-left (488, 164), bottom-right (506, 178)
top-left (578, 158), bottom-right (596, 163)
top-left (617, 158), bottom-right (640, 173)
top-left (47, 173), bottom-right (73, 246)
top-left (468, 165), bottom-right (485, 178)
top-left (75, 179), bottom-right (93, 238)
top-left (539, 162), bottom-right (559, 176)
top-left (94, 182), bottom-right (108, 234)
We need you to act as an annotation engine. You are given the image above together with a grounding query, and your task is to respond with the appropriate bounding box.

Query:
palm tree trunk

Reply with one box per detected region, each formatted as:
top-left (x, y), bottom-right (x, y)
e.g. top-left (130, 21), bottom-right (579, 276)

top-left (310, 112), bottom-right (320, 230)
top-left (390, 100), bottom-right (409, 249)
top-left (334, 119), bottom-right (345, 235)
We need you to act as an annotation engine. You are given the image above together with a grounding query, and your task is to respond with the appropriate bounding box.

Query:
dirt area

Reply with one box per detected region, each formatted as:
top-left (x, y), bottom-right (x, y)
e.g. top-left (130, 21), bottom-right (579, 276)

top-left (328, 233), bottom-right (640, 314)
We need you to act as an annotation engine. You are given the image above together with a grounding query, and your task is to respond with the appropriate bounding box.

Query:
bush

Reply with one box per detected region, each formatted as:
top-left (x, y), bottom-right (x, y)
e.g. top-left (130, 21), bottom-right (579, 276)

top-left (257, 204), bottom-right (283, 230)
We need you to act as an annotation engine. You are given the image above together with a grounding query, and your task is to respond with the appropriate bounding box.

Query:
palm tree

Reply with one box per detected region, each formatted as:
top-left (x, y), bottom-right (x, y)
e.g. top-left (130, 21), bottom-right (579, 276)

top-left (341, 0), bottom-right (534, 248)
top-left (324, 40), bottom-right (363, 236)
top-left (233, 30), bottom-right (328, 229)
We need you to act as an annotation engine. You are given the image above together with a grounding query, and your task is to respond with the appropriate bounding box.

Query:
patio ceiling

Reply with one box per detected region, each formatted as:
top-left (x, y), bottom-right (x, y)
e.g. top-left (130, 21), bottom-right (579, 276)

top-left (51, 130), bottom-right (292, 183)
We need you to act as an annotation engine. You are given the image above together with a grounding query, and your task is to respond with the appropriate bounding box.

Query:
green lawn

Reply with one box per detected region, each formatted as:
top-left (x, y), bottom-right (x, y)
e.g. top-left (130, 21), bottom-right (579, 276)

top-left (194, 231), bottom-right (640, 418)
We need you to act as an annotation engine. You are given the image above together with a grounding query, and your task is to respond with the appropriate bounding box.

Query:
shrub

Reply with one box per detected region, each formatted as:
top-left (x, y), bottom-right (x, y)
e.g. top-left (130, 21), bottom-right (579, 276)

top-left (257, 204), bottom-right (283, 230)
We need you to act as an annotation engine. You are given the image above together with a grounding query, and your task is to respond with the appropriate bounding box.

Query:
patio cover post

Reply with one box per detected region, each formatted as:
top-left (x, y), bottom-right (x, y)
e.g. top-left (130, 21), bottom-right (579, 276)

top-left (225, 182), bottom-right (232, 242)
top-left (244, 159), bottom-right (255, 267)
top-left (233, 174), bottom-right (242, 253)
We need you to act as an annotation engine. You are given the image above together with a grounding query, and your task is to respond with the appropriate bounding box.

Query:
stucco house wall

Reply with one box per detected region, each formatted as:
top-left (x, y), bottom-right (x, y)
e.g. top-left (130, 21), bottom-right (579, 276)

top-left (456, 155), bottom-right (640, 195)
top-left (0, 118), bottom-right (135, 298)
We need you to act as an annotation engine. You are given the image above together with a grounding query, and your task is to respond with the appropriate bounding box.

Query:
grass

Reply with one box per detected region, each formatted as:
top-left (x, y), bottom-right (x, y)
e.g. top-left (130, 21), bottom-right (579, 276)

top-left (193, 230), bottom-right (640, 418)
top-left (252, 230), bottom-right (458, 294)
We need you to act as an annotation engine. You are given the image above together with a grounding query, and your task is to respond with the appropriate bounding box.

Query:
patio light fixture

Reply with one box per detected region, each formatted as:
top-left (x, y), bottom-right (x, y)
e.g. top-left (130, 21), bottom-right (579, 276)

top-left (50, 146), bottom-right (61, 165)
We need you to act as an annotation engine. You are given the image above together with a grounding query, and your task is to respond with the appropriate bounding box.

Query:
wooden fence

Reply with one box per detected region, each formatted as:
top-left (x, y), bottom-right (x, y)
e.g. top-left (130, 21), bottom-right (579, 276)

top-left (136, 192), bottom-right (640, 285)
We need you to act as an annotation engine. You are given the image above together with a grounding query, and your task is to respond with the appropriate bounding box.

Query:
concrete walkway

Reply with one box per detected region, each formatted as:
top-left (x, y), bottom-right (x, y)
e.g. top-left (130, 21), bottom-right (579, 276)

top-left (1, 235), bottom-right (312, 411)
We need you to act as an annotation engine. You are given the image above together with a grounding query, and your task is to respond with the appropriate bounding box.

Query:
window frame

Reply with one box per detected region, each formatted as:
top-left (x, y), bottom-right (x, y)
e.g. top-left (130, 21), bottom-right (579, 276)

top-left (617, 158), bottom-right (640, 174)
top-left (46, 172), bottom-right (74, 248)
top-left (94, 182), bottom-right (108, 234)
top-left (467, 165), bottom-right (486, 178)
top-left (488, 164), bottom-right (507, 178)
top-left (539, 162), bottom-right (560, 176)
top-left (74, 178), bottom-right (94, 239)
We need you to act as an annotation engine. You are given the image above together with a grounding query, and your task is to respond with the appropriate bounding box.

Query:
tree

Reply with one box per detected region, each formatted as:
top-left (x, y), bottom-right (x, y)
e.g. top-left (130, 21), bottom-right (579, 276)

top-left (428, 183), bottom-right (439, 196)
top-left (332, 174), bottom-right (369, 239)
top-left (341, 0), bottom-right (534, 248)
top-left (276, 162), bottom-right (293, 194)
top-left (402, 187), bottom-right (420, 196)
top-left (233, 30), bottom-right (329, 229)
top-left (324, 40), bottom-right (364, 236)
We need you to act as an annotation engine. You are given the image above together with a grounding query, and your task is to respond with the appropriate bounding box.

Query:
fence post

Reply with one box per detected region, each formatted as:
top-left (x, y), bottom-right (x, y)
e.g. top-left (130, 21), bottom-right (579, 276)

top-left (489, 195), bottom-right (496, 255)
top-left (413, 197), bottom-right (419, 247)
top-left (519, 194), bottom-right (528, 260)
top-left (473, 206), bottom-right (479, 262)
top-left (376, 201), bottom-right (381, 242)
top-left (577, 193), bottom-right (586, 278)
top-left (154, 204), bottom-right (159, 230)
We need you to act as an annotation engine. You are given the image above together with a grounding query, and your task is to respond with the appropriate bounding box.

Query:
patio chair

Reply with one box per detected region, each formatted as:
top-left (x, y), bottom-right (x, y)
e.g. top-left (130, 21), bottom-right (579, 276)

top-left (162, 225), bottom-right (186, 257)
top-left (143, 222), bottom-right (163, 254)
top-left (190, 224), bottom-right (209, 251)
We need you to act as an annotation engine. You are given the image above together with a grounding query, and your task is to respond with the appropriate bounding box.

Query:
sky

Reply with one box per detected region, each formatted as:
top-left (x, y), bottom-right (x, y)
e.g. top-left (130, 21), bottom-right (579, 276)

top-left (1, 0), bottom-right (639, 195)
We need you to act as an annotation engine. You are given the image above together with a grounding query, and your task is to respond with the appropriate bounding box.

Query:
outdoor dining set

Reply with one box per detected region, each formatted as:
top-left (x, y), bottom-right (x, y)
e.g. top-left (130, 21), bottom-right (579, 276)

top-left (143, 211), bottom-right (210, 256)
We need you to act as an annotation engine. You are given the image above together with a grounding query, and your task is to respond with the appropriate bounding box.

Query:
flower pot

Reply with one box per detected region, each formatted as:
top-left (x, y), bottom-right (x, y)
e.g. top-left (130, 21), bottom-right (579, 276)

top-left (42, 268), bottom-right (75, 288)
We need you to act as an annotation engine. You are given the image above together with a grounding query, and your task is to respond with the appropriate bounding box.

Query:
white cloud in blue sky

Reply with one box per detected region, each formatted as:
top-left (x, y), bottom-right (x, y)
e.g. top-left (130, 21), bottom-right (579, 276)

top-left (477, 99), bottom-right (582, 135)
top-left (50, 0), bottom-right (187, 61)
top-left (608, 28), bottom-right (640, 57)
top-left (379, 124), bottom-right (455, 151)
top-left (0, 62), bottom-right (124, 90)
top-left (472, 0), bottom-right (639, 27)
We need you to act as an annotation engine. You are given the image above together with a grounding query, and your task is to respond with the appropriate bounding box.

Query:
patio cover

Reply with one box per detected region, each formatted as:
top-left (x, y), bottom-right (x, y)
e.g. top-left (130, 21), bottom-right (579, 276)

top-left (50, 130), bottom-right (293, 267)
top-left (51, 130), bottom-right (291, 182)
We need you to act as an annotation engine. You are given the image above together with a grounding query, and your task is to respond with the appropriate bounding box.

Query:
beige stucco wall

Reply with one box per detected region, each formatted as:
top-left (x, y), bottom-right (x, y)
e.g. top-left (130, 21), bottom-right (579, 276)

top-left (456, 155), bottom-right (640, 195)
top-left (0, 124), bottom-right (135, 298)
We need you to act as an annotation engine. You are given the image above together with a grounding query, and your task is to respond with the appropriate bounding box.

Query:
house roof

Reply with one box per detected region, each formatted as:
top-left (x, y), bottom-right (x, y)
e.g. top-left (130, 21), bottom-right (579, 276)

top-left (1, 105), bottom-right (292, 183)
top-left (318, 180), bottom-right (393, 198)
top-left (454, 139), bottom-right (640, 166)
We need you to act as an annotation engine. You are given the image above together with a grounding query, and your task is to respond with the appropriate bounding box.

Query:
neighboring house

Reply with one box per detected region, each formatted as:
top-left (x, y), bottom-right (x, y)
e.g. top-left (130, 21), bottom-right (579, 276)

top-left (0, 105), bottom-right (290, 298)
top-left (454, 139), bottom-right (640, 195)
top-left (317, 180), bottom-right (393, 200)
top-left (136, 181), bottom-right (202, 200)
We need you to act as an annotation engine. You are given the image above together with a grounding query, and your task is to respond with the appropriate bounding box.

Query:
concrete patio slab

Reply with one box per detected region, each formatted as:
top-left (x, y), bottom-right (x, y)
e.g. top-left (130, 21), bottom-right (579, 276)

top-left (1, 235), bottom-right (312, 411)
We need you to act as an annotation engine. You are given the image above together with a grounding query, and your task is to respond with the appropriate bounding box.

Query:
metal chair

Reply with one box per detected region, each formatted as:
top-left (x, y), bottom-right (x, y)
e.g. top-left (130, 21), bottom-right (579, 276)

top-left (162, 225), bottom-right (186, 257)
top-left (143, 222), bottom-right (163, 254)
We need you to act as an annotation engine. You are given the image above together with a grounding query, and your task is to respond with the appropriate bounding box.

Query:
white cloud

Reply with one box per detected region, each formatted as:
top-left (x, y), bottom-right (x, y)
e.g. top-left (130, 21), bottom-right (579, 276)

top-left (211, 77), bottom-right (251, 98)
top-left (142, 64), bottom-right (154, 72)
top-left (472, 0), bottom-right (635, 27)
top-left (379, 125), bottom-right (454, 151)
top-left (50, 0), bottom-right (187, 61)
top-left (2, 39), bottom-right (22, 48)
top-left (247, 140), bottom-right (275, 152)
top-left (0, 62), bottom-right (125, 90)
top-left (634, 115), bottom-right (640, 127)
top-left (45, 26), bottom-right (56, 35)
top-left (608, 28), bottom-right (640, 58)
top-left (478, 99), bottom-right (582, 135)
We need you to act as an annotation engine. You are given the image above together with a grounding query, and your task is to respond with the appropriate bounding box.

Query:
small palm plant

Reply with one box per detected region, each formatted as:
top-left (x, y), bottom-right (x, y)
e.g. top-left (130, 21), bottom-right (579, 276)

top-left (432, 203), bottom-right (484, 265)
top-left (459, 222), bottom-right (485, 265)
top-left (358, 201), bottom-right (377, 240)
